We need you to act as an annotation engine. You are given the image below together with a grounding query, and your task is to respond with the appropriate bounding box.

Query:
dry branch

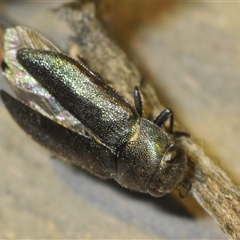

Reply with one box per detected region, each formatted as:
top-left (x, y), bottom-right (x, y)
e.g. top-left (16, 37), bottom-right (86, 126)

top-left (56, 2), bottom-right (240, 239)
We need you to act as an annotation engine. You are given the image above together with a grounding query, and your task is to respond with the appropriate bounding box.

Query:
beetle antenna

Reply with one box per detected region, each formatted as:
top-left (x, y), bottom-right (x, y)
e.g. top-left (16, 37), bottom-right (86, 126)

top-left (134, 86), bottom-right (143, 116)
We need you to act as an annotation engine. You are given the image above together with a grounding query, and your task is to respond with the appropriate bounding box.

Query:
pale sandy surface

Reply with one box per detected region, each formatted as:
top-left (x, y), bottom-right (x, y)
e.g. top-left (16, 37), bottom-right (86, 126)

top-left (0, 1), bottom-right (239, 239)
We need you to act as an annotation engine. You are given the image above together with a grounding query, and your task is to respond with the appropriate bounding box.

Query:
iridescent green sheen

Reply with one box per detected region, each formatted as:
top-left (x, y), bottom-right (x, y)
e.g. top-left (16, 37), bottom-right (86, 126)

top-left (17, 49), bottom-right (139, 151)
top-left (1, 26), bottom-right (188, 197)
top-left (117, 118), bottom-right (187, 195)
top-left (3, 27), bottom-right (84, 134)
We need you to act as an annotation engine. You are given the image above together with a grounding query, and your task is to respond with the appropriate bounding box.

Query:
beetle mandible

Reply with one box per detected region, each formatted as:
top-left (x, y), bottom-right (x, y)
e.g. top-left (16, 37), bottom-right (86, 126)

top-left (1, 27), bottom-right (187, 197)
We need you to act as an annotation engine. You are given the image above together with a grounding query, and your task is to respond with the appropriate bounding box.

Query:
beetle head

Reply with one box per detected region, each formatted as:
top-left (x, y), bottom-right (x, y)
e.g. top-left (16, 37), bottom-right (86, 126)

top-left (117, 118), bottom-right (187, 196)
top-left (147, 144), bottom-right (187, 197)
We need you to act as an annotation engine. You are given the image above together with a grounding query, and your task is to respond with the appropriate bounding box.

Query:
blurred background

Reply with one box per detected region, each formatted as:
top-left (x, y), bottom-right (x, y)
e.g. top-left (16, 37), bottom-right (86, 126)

top-left (0, 0), bottom-right (239, 238)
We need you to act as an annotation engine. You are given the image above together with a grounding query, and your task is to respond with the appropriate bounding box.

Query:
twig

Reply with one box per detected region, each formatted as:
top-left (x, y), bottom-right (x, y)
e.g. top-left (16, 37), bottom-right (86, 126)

top-left (56, 2), bottom-right (240, 239)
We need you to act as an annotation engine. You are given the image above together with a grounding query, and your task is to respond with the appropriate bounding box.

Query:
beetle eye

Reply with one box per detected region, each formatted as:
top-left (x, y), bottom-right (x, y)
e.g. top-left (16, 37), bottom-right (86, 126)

top-left (164, 145), bottom-right (185, 163)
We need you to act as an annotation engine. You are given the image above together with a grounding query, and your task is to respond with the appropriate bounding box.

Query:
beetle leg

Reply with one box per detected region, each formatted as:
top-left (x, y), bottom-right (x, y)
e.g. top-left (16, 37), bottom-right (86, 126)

top-left (154, 108), bottom-right (174, 133)
top-left (76, 55), bottom-right (89, 66)
top-left (133, 86), bottom-right (143, 117)
top-left (1, 60), bottom-right (8, 72)
top-left (154, 109), bottom-right (190, 137)
top-left (177, 179), bottom-right (192, 199)
top-left (76, 55), bottom-right (104, 82)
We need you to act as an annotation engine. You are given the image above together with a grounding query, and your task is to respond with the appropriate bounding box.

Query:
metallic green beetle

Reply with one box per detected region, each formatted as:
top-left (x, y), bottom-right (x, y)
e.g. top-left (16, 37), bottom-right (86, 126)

top-left (1, 27), bottom-right (187, 196)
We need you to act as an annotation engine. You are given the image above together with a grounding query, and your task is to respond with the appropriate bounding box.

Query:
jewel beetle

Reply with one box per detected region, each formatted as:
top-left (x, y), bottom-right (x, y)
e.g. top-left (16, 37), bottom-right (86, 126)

top-left (1, 27), bottom-right (187, 197)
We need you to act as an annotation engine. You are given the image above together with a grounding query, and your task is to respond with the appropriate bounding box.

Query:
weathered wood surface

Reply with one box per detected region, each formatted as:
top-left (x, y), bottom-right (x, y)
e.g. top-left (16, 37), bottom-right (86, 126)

top-left (0, 1), bottom-right (239, 239)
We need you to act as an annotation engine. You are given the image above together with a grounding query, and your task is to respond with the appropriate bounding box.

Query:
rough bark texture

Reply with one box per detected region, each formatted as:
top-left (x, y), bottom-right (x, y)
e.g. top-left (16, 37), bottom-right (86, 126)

top-left (57, 2), bottom-right (240, 239)
top-left (178, 138), bottom-right (240, 240)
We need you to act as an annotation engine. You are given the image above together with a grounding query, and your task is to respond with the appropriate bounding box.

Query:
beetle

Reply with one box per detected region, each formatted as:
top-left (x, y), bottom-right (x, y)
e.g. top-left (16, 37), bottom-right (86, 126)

top-left (1, 27), bottom-right (187, 197)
